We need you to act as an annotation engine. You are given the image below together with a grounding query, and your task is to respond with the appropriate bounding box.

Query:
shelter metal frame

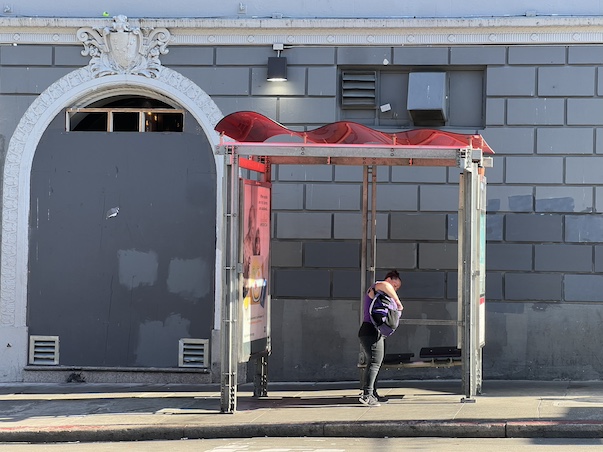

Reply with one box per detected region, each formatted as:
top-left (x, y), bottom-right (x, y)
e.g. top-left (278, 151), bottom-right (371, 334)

top-left (215, 140), bottom-right (492, 413)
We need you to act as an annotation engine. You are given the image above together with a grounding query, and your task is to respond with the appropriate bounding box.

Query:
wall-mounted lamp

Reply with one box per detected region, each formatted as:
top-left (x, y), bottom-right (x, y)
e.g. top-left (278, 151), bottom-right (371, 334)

top-left (267, 43), bottom-right (287, 82)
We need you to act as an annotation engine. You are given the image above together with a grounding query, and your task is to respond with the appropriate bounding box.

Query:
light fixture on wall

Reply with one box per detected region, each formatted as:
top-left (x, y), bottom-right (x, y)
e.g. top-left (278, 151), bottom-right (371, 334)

top-left (267, 43), bottom-right (287, 82)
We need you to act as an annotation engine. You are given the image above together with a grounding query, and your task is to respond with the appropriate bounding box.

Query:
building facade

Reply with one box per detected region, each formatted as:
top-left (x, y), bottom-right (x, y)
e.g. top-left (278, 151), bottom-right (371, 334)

top-left (1, 4), bottom-right (603, 383)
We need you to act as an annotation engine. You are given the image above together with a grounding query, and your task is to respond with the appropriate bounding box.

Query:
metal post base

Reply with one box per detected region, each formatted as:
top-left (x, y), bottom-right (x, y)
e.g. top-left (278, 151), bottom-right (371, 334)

top-left (253, 354), bottom-right (268, 398)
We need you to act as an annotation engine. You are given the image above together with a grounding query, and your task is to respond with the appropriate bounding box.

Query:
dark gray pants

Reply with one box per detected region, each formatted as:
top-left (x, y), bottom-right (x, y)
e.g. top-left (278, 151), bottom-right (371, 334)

top-left (359, 327), bottom-right (384, 396)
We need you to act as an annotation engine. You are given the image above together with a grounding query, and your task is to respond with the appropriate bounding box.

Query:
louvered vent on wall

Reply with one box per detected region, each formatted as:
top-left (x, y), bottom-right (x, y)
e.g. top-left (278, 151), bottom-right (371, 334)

top-left (29, 335), bottom-right (59, 365)
top-left (179, 338), bottom-right (209, 368)
top-left (341, 71), bottom-right (377, 109)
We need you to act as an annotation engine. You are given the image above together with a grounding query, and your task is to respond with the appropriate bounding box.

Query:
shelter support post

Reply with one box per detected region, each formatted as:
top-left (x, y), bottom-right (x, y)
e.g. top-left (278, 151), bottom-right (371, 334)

top-left (359, 166), bottom-right (378, 368)
top-left (221, 153), bottom-right (240, 413)
top-left (458, 160), bottom-right (485, 401)
top-left (370, 166), bottom-right (377, 283)
top-left (361, 165), bottom-right (378, 291)
top-left (360, 166), bottom-right (368, 310)
top-left (253, 353), bottom-right (268, 397)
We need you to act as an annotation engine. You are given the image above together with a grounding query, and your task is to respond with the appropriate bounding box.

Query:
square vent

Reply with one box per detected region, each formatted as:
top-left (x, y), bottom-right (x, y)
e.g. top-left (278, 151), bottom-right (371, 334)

top-left (179, 338), bottom-right (209, 368)
top-left (29, 335), bottom-right (59, 365)
top-left (341, 70), bottom-right (377, 109)
top-left (407, 72), bottom-right (447, 126)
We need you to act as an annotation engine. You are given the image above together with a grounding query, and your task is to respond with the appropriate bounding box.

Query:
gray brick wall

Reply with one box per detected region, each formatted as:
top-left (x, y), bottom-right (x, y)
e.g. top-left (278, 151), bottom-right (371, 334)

top-left (304, 242), bottom-right (359, 268)
top-left (567, 100), bottom-right (603, 126)
top-left (0, 44), bottom-right (52, 65)
top-left (450, 46), bottom-right (506, 65)
top-left (487, 244), bottom-right (533, 271)
top-left (305, 184), bottom-right (361, 210)
top-left (565, 215), bottom-right (603, 242)
top-left (333, 212), bottom-right (388, 239)
top-left (273, 269), bottom-right (330, 297)
top-left (276, 212), bottom-right (332, 239)
top-left (390, 213), bottom-right (447, 240)
top-left (535, 186), bottom-right (593, 213)
top-left (536, 128), bottom-right (594, 154)
top-left (535, 244), bottom-right (593, 272)
top-left (566, 157), bottom-right (603, 184)
top-left (0, 67), bottom-right (73, 94)
top-left (482, 128), bottom-right (535, 154)
top-left (54, 46), bottom-right (91, 66)
top-left (177, 67), bottom-right (251, 95)
top-left (564, 275), bottom-right (603, 302)
top-left (505, 214), bottom-right (563, 242)
top-left (505, 157), bottom-right (564, 184)
top-left (538, 67), bottom-right (597, 96)
top-left (487, 186), bottom-right (534, 212)
top-left (486, 66), bottom-right (536, 96)
top-left (271, 241), bottom-right (303, 267)
top-left (508, 46), bottom-right (565, 65)
top-left (568, 46), bottom-right (603, 64)
top-left (376, 242), bottom-right (417, 269)
top-left (505, 273), bottom-right (563, 301)
top-left (4, 41), bottom-right (603, 383)
top-left (161, 47), bottom-right (214, 66)
top-left (507, 98), bottom-right (565, 125)
top-left (337, 47), bottom-right (393, 65)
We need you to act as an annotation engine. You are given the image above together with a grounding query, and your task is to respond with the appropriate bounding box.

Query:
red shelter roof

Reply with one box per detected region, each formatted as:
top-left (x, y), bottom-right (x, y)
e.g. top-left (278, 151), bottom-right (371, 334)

top-left (215, 111), bottom-right (494, 154)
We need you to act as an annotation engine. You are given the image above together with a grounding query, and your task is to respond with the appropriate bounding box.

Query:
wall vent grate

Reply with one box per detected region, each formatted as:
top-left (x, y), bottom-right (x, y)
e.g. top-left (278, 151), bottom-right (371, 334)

top-left (341, 71), bottom-right (377, 109)
top-left (179, 338), bottom-right (209, 368)
top-left (29, 335), bottom-right (59, 365)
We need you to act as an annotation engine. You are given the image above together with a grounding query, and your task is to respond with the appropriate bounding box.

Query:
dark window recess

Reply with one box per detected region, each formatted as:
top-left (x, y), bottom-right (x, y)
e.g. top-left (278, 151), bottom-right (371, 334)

top-left (68, 109), bottom-right (184, 132)
top-left (67, 95), bottom-right (184, 132)
top-left (70, 112), bottom-right (107, 132)
top-left (341, 70), bottom-right (377, 109)
top-left (144, 112), bottom-right (184, 132)
top-left (113, 112), bottom-right (139, 132)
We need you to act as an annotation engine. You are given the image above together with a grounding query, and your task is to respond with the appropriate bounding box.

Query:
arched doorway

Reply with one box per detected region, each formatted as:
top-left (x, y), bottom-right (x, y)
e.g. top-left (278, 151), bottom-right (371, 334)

top-left (27, 95), bottom-right (216, 368)
top-left (0, 64), bottom-right (225, 382)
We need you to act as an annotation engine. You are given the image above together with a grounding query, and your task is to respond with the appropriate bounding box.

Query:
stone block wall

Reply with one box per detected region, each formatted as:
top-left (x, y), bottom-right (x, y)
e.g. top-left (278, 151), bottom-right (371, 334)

top-left (2, 42), bottom-right (603, 381)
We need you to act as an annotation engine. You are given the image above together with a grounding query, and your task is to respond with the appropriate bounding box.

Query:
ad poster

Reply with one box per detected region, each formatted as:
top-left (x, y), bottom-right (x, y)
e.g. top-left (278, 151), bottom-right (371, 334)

top-left (241, 180), bottom-right (270, 360)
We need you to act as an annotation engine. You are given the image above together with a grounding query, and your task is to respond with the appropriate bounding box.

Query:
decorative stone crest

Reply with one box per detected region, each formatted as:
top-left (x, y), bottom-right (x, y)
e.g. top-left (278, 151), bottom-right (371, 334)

top-left (77, 15), bottom-right (170, 78)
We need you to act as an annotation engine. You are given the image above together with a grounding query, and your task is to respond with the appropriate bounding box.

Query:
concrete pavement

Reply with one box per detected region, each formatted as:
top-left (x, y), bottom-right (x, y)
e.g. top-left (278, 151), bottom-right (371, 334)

top-left (2, 380), bottom-right (603, 443)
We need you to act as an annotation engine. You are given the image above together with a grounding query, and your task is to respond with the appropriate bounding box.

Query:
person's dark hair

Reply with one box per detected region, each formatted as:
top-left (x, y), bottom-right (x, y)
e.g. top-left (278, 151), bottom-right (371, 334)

top-left (384, 269), bottom-right (400, 281)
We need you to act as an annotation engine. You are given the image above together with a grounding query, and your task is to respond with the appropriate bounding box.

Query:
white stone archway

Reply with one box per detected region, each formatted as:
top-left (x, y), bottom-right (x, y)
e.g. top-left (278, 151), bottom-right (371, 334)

top-left (0, 64), bottom-right (226, 382)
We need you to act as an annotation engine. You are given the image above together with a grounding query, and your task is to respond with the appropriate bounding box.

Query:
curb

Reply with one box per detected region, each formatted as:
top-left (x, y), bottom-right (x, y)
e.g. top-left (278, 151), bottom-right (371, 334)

top-left (4, 420), bottom-right (603, 443)
top-left (506, 421), bottom-right (603, 438)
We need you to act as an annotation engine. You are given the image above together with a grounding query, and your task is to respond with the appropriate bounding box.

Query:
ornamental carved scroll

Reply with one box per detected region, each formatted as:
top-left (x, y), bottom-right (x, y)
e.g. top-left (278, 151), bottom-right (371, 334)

top-left (77, 15), bottom-right (170, 78)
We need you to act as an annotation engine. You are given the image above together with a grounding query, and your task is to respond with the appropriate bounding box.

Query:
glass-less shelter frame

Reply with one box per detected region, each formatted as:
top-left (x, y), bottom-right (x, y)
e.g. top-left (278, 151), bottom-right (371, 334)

top-left (215, 120), bottom-right (493, 414)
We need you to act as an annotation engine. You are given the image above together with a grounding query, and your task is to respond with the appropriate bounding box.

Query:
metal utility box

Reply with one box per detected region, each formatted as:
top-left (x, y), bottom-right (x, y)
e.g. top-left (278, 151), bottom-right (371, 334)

top-left (407, 72), bottom-right (447, 126)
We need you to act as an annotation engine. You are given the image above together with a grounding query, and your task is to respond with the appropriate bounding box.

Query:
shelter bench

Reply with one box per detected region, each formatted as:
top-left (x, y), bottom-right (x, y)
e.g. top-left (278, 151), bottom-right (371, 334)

top-left (358, 346), bottom-right (462, 370)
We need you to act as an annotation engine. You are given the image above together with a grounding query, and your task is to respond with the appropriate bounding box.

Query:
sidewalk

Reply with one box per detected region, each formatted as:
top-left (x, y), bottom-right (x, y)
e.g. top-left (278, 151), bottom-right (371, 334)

top-left (2, 379), bottom-right (603, 443)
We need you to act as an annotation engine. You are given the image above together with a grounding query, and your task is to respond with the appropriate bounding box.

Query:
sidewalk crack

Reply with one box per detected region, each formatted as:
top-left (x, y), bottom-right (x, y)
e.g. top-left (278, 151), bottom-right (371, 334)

top-left (452, 401), bottom-right (465, 420)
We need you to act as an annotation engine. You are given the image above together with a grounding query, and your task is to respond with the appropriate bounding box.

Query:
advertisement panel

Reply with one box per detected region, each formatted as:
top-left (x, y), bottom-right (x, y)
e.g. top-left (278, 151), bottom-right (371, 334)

top-left (240, 180), bottom-right (271, 360)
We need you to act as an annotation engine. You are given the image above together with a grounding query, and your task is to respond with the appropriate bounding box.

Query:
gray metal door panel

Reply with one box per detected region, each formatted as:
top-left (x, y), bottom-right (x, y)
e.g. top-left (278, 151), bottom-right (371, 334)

top-left (28, 131), bottom-right (216, 367)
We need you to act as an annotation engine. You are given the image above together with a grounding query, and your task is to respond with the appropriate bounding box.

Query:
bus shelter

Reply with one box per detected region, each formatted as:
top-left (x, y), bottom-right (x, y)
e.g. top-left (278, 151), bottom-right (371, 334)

top-left (215, 111), bottom-right (494, 413)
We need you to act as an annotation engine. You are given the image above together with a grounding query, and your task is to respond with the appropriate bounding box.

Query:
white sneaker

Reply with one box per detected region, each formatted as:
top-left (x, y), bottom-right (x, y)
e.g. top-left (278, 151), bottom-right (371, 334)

top-left (359, 394), bottom-right (381, 407)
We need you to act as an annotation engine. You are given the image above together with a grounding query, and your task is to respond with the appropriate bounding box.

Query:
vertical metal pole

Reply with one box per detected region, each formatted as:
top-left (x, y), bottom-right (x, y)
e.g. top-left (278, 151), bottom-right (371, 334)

top-left (360, 166), bottom-right (369, 313)
top-left (458, 172), bottom-right (466, 395)
top-left (370, 167), bottom-right (377, 283)
top-left (359, 166), bottom-right (369, 373)
top-left (459, 161), bottom-right (481, 401)
top-left (221, 152), bottom-right (240, 413)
